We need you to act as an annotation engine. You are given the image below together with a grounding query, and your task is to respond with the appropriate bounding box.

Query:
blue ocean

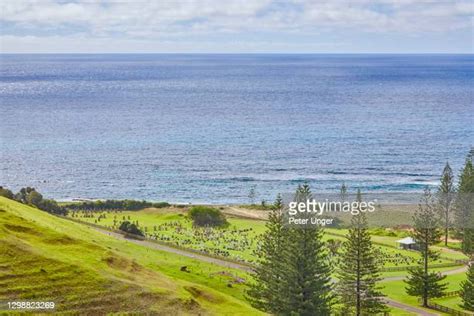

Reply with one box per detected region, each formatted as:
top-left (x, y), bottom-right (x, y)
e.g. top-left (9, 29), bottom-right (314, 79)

top-left (0, 54), bottom-right (473, 203)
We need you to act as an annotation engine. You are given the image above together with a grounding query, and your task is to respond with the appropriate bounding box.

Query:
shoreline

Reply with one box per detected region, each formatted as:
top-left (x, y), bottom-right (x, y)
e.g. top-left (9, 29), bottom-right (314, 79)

top-left (55, 191), bottom-right (432, 206)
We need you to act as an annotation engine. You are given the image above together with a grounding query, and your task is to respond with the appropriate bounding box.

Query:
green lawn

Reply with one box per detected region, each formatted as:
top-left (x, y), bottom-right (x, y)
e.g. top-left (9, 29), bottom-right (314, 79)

top-left (2, 198), bottom-right (469, 315)
top-left (379, 266), bottom-right (465, 279)
top-left (431, 296), bottom-right (470, 314)
top-left (69, 208), bottom-right (464, 268)
top-left (70, 208), bottom-right (267, 263)
top-left (326, 228), bottom-right (468, 261)
top-left (380, 273), bottom-right (468, 315)
top-left (0, 197), bottom-right (264, 315)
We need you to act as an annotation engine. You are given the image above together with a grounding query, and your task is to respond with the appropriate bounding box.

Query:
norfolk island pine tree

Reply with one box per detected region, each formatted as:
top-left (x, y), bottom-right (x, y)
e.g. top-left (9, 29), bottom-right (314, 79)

top-left (336, 189), bottom-right (387, 315)
top-left (405, 188), bottom-right (447, 307)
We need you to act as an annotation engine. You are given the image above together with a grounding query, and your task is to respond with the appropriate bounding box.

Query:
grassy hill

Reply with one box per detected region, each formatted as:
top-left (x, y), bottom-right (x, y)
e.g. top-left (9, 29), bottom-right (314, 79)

top-left (0, 197), bottom-right (264, 315)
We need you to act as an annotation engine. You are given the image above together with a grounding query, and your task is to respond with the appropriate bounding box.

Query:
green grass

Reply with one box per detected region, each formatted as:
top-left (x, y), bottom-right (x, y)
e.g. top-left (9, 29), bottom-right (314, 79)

top-left (380, 273), bottom-right (468, 315)
top-left (387, 308), bottom-right (417, 315)
top-left (442, 241), bottom-right (462, 250)
top-left (2, 198), bottom-right (469, 315)
top-left (0, 197), bottom-right (264, 315)
top-left (69, 208), bottom-right (464, 268)
top-left (432, 296), bottom-right (467, 313)
top-left (379, 266), bottom-right (464, 279)
top-left (325, 228), bottom-right (467, 261)
top-left (69, 208), bottom-right (267, 263)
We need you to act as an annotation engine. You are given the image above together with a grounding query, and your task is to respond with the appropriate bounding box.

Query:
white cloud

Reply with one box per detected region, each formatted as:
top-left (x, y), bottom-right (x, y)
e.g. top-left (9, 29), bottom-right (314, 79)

top-left (0, 0), bottom-right (472, 52)
top-left (0, 33), bottom-right (346, 53)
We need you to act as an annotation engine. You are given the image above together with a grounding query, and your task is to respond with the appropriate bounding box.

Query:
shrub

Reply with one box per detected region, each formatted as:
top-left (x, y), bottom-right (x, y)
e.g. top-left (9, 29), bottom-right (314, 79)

top-left (188, 206), bottom-right (228, 227)
top-left (0, 186), bottom-right (14, 199)
top-left (153, 202), bottom-right (171, 208)
top-left (118, 221), bottom-right (144, 236)
top-left (15, 187), bottom-right (37, 203)
top-left (26, 190), bottom-right (43, 206)
top-left (39, 199), bottom-right (68, 216)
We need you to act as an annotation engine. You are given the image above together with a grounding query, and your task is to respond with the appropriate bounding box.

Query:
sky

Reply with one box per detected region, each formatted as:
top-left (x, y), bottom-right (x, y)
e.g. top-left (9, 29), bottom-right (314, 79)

top-left (1, 0), bottom-right (473, 54)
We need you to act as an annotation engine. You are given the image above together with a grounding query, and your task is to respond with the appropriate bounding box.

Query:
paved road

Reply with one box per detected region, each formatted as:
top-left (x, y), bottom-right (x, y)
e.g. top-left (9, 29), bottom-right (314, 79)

top-left (382, 265), bottom-right (468, 282)
top-left (91, 225), bottom-right (459, 316)
top-left (384, 298), bottom-right (439, 316)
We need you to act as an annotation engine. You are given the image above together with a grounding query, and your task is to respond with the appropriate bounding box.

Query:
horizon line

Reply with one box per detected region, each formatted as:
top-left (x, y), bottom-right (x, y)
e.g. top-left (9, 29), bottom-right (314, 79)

top-left (1, 52), bottom-right (473, 55)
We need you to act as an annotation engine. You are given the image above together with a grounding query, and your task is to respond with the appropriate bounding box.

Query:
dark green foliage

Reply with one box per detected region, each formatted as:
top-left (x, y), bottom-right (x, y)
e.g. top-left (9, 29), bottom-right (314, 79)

top-left (1, 186), bottom-right (68, 216)
top-left (336, 190), bottom-right (386, 315)
top-left (66, 199), bottom-right (169, 211)
top-left (38, 199), bottom-right (67, 215)
top-left (15, 187), bottom-right (36, 203)
top-left (283, 228), bottom-right (333, 315)
top-left (405, 266), bottom-right (447, 305)
top-left (327, 238), bottom-right (342, 257)
top-left (26, 190), bottom-right (43, 206)
top-left (247, 194), bottom-right (286, 314)
top-left (405, 188), bottom-right (446, 307)
top-left (457, 151), bottom-right (474, 310)
top-left (281, 184), bottom-right (333, 315)
top-left (461, 264), bottom-right (474, 311)
top-left (153, 202), bottom-right (171, 208)
top-left (247, 185), bottom-right (333, 315)
top-left (188, 206), bottom-right (228, 227)
top-left (0, 186), bottom-right (14, 199)
top-left (437, 162), bottom-right (455, 246)
top-left (119, 220), bottom-right (144, 236)
top-left (455, 154), bottom-right (474, 255)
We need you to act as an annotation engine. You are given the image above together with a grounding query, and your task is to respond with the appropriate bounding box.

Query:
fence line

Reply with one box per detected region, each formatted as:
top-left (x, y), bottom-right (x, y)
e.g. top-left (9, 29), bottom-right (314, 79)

top-left (325, 231), bottom-right (469, 264)
top-left (442, 290), bottom-right (461, 298)
top-left (428, 302), bottom-right (472, 316)
top-left (381, 262), bottom-right (463, 272)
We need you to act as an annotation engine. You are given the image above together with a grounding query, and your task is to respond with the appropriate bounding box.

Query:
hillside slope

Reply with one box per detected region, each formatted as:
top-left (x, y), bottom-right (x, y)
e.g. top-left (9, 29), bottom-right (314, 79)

top-left (0, 197), bottom-right (263, 315)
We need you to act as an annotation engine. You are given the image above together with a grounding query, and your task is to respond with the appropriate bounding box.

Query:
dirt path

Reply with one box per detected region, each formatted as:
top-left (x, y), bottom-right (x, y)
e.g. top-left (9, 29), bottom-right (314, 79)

top-left (222, 206), bottom-right (268, 220)
top-left (90, 225), bottom-right (457, 316)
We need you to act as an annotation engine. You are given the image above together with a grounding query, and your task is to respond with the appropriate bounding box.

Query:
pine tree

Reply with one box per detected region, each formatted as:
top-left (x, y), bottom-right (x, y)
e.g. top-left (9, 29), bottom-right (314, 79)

top-left (405, 188), bottom-right (447, 307)
top-left (336, 189), bottom-right (386, 315)
top-left (455, 154), bottom-right (474, 255)
top-left (461, 264), bottom-right (474, 311)
top-left (280, 184), bottom-right (333, 315)
top-left (246, 194), bottom-right (287, 314)
top-left (456, 151), bottom-right (474, 310)
top-left (437, 162), bottom-right (455, 246)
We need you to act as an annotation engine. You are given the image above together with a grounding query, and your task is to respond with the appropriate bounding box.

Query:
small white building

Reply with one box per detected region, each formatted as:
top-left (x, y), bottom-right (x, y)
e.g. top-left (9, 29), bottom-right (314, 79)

top-left (397, 237), bottom-right (417, 250)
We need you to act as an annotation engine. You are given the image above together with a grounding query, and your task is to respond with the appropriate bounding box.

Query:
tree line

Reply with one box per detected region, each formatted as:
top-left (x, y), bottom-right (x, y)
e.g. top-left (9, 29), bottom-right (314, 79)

top-left (248, 149), bottom-right (474, 315)
top-left (0, 186), bottom-right (67, 215)
top-left (430, 150), bottom-right (474, 311)
top-left (248, 185), bottom-right (386, 315)
top-left (65, 199), bottom-right (170, 211)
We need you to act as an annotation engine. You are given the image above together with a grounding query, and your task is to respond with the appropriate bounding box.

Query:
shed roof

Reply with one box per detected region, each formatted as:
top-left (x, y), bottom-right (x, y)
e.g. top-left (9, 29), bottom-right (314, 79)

top-left (397, 237), bottom-right (416, 245)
